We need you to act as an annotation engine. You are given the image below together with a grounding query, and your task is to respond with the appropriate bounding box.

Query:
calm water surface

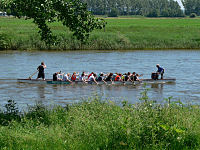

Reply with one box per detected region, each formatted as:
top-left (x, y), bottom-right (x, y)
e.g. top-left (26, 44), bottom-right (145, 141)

top-left (0, 50), bottom-right (199, 108)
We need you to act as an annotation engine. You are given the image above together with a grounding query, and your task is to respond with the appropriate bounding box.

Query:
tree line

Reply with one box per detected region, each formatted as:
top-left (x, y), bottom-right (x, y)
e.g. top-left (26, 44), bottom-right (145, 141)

top-left (182, 0), bottom-right (200, 16)
top-left (81, 0), bottom-right (200, 17)
top-left (1, 0), bottom-right (200, 17)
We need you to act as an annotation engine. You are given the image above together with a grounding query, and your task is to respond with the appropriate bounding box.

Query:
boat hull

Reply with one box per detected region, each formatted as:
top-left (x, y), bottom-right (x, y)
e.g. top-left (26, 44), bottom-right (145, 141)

top-left (46, 78), bottom-right (176, 85)
top-left (17, 78), bottom-right (176, 85)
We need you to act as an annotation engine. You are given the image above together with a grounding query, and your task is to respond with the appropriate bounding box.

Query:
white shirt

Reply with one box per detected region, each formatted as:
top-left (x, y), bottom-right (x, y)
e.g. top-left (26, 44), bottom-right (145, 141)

top-left (79, 76), bottom-right (84, 81)
top-left (57, 74), bottom-right (63, 80)
top-left (89, 75), bottom-right (95, 81)
top-left (63, 74), bottom-right (69, 81)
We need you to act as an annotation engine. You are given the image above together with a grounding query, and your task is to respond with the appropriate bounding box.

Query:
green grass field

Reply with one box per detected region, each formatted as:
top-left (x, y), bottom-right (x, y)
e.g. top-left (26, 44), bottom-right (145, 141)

top-left (0, 17), bottom-right (200, 50)
top-left (1, 92), bottom-right (200, 149)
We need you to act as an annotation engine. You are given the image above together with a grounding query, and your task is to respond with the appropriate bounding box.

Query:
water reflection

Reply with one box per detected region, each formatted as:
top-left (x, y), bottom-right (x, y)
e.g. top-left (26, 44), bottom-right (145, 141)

top-left (38, 85), bottom-right (45, 99)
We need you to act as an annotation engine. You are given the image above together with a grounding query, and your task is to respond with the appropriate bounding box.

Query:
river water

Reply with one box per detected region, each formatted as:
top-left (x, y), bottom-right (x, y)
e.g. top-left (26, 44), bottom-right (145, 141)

top-left (0, 50), bottom-right (199, 108)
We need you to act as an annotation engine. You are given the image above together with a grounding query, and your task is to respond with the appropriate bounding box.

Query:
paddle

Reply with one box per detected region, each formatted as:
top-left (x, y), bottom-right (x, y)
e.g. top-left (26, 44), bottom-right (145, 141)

top-left (28, 70), bottom-right (38, 79)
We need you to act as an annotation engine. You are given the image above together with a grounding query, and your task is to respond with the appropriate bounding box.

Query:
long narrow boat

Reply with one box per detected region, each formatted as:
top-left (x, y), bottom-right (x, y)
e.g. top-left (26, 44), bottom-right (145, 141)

top-left (17, 78), bottom-right (176, 85)
top-left (47, 78), bottom-right (176, 85)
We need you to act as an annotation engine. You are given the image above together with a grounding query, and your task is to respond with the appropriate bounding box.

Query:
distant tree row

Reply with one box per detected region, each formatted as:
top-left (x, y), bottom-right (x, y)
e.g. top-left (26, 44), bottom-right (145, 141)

top-left (82, 0), bottom-right (200, 17)
top-left (1, 0), bottom-right (200, 17)
top-left (81, 0), bottom-right (184, 17)
top-left (182, 0), bottom-right (200, 16)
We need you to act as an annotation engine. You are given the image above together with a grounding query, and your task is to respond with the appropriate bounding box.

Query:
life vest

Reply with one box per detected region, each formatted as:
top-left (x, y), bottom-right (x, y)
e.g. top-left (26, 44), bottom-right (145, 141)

top-left (121, 75), bottom-right (125, 81)
top-left (71, 75), bottom-right (76, 81)
top-left (115, 75), bottom-right (120, 81)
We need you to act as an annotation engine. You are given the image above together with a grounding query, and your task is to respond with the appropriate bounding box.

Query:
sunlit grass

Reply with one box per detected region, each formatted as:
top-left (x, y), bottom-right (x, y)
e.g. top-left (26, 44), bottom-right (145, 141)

top-left (0, 90), bottom-right (200, 149)
top-left (0, 17), bottom-right (200, 50)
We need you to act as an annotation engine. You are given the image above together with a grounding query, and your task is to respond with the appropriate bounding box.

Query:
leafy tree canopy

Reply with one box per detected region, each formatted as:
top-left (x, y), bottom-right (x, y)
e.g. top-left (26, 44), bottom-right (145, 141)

top-left (181, 0), bottom-right (200, 16)
top-left (2, 0), bottom-right (106, 45)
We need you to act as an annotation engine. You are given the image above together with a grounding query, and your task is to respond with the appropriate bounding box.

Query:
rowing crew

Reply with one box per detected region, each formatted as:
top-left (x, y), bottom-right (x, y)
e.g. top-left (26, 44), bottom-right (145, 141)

top-left (35, 62), bottom-right (165, 81)
top-left (52, 71), bottom-right (142, 84)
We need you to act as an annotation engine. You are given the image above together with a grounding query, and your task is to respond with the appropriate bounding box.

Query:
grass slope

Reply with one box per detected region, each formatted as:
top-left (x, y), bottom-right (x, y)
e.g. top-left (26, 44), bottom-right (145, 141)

top-left (0, 17), bottom-right (200, 50)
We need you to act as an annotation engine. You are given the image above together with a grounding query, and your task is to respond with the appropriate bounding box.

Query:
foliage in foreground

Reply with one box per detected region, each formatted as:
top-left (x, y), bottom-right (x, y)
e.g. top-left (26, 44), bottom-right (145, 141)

top-left (2, 0), bottom-right (106, 45)
top-left (0, 91), bottom-right (200, 150)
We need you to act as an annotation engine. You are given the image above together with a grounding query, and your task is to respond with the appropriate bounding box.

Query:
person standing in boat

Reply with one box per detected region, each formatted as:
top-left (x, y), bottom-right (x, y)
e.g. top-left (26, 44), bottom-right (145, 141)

top-left (36, 62), bottom-right (46, 80)
top-left (156, 64), bottom-right (164, 79)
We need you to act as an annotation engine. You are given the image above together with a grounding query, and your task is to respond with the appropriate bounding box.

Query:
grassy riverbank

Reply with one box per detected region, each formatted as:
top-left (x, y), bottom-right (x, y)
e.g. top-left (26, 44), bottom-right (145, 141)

top-left (0, 17), bottom-right (200, 50)
top-left (1, 93), bottom-right (200, 149)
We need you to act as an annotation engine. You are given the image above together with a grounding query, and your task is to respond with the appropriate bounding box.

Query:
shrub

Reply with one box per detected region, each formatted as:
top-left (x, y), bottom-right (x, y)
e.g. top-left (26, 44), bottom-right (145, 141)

top-left (190, 13), bottom-right (197, 18)
top-left (108, 8), bottom-right (118, 17)
top-left (146, 9), bottom-right (159, 17)
top-left (0, 33), bottom-right (10, 50)
top-left (0, 100), bottom-right (21, 126)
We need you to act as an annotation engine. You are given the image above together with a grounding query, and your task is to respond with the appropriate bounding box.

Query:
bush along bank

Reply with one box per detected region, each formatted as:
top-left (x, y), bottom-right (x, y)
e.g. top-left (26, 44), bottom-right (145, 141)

top-left (2, 32), bottom-right (200, 51)
top-left (0, 33), bottom-right (138, 51)
top-left (0, 90), bottom-right (200, 149)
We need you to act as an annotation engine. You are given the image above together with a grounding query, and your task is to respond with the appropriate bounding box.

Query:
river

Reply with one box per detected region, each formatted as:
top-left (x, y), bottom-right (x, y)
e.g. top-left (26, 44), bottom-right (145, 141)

top-left (0, 50), bottom-right (199, 108)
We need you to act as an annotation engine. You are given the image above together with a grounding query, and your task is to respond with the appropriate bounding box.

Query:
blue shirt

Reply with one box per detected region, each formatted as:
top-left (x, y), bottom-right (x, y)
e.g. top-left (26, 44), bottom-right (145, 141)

top-left (157, 66), bottom-right (164, 73)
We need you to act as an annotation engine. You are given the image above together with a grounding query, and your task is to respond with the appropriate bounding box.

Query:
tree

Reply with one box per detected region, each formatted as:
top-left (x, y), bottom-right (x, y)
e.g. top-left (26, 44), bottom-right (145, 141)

top-left (81, 0), bottom-right (184, 17)
top-left (182, 0), bottom-right (200, 16)
top-left (146, 9), bottom-right (159, 17)
top-left (108, 8), bottom-right (118, 17)
top-left (2, 0), bottom-right (106, 45)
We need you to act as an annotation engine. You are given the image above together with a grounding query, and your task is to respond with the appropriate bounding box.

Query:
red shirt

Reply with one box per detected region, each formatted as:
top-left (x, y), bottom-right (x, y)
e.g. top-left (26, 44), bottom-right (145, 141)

top-left (71, 75), bottom-right (76, 81)
top-left (88, 73), bottom-right (93, 79)
top-left (115, 75), bottom-right (120, 81)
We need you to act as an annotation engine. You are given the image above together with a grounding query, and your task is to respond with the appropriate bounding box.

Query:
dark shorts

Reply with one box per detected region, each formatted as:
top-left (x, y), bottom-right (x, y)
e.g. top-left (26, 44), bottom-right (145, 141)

top-left (38, 73), bottom-right (45, 79)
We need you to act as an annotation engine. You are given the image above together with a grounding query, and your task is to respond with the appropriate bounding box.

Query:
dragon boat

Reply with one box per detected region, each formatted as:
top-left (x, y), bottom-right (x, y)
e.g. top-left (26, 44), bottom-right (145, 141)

top-left (17, 78), bottom-right (176, 85)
